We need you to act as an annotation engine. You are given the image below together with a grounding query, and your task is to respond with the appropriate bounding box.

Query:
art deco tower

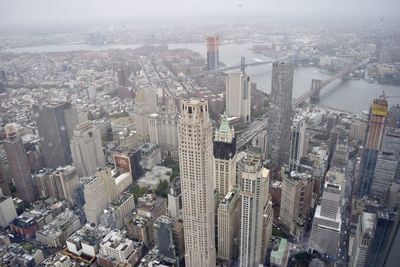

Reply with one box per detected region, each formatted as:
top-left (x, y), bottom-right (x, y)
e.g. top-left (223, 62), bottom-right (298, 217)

top-left (178, 99), bottom-right (216, 266)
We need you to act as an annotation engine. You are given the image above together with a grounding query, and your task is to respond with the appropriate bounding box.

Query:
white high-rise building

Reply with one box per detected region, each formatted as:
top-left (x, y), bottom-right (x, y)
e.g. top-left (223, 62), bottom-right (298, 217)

top-left (178, 99), bottom-right (216, 266)
top-left (309, 182), bottom-right (342, 257)
top-left (226, 71), bottom-right (251, 123)
top-left (350, 212), bottom-right (376, 267)
top-left (0, 191), bottom-right (17, 228)
top-left (148, 97), bottom-right (179, 158)
top-left (239, 152), bottom-right (270, 267)
top-left (135, 90), bottom-right (150, 141)
top-left (70, 121), bottom-right (105, 177)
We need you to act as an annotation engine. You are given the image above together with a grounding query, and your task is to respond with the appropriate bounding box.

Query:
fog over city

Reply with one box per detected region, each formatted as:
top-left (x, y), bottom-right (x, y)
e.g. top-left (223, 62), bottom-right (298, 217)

top-left (1, 0), bottom-right (400, 27)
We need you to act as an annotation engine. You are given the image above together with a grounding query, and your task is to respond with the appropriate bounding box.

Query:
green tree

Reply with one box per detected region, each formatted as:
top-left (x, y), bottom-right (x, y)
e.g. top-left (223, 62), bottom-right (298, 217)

top-left (155, 180), bottom-right (169, 198)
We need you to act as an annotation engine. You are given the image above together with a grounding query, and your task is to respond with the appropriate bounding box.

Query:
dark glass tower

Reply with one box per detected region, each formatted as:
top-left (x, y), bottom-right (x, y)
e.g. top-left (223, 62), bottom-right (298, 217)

top-left (3, 125), bottom-right (36, 202)
top-left (32, 101), bottom-right (78, 169)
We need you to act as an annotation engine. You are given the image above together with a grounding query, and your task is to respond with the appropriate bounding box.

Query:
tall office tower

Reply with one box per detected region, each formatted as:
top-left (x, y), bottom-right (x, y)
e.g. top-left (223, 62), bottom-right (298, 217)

top-left (370, 153), bottom-right (398, 202)
top-left (350, 212), bottom-right (376, 267)
top-left (217, 189), bottom-right (240, 265)
top-left (213, 115), bottom-right (240, 264)
top-left (225, 64), bottom-right (251, 123)
top-left (310, 182), bottom-right (342, 258)
top-left (70, 121), bottom-right (106, 177)
top-left (387, 104), bottom-right (400, 128)
top-left (148, 97), bottom-right (179, 158)
top-left (279, 169), bottom-right (313, 239)
top-left (134, 91), bottom-right (150, 142)
top-left (117, 67), bottom-right (129, 87)
top-left (214, 114), bottom-right (237, 196)
top-left (178, 99), bottom-right (216, 266)
top-left (377, 213), bottom-right (400, 267)
top-left (328, 125), bottom-right (345, 157)
top-left (381, 127), bottom-right (400, 182)
top-left (350, 119), bottom-right (367, 142)
top-left (207, 36), bottom-right (219, 71)
top-left (52, 166), bottom-right (80, 206)
top-left (325, 113), bottom-right (340, 138)
top-left (0, 162), bottom-right (11, 196)
top-left (266, 62), bottom-right (294, 173)
top-left (168, 176), bottom-right (182, 220)
top-left (381, 127), bottom-right (400, 155)
top-left (0, 191), bottom-right (17, 228)
top-left (365, 211), bottom-right (396, 267)
top-left (261, 199), bottom-right (273, 261)
top-left (330, 137), bottom-right (349, 170)
top-left (238, 152), bottom-right (270, 267)
top-left (289, 121), bottom-right (307, 171)
top-left (84, 169), bottom-right (118, 225)
top-left (3, 125), bottom-right (36, 202)
top-left (32, 101), bottom-right (78, 168)
top-left (153, 215), bottom-right (184, 265)
top-left (359, 96), bottom-right (388, 196)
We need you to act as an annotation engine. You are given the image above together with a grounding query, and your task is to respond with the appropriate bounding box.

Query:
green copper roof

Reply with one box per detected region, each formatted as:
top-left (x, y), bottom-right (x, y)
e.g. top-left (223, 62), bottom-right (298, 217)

top-left (219, 113), bottom-right (231, 133)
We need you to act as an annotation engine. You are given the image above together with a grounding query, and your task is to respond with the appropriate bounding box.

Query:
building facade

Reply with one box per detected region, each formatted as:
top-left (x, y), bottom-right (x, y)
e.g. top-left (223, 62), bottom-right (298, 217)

top-left (70, 121), bottom-right (106, 177)
top-left (178, 99), bottom-right (216, 266)
top-left (226, 71), bottom-right (251, 123)
top-left (3, 125), bottom-right (36, 202)
top-left (266, 62), bottom-right (294, 173)
top-left (279, 169), bottom-right (313, 239)
top-left (32, 101), bottom-right (78, 168)
top-left (358, 96), bottom-right (388, 196)
top-left (207, 36), bottom-right (219, 70)
top-left (239, 152), bottom-right (270, 267)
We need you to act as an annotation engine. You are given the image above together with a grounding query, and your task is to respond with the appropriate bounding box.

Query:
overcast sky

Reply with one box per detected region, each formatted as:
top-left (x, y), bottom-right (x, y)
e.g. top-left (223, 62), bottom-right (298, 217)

top-left (1, 0), bottom-right (399, 27)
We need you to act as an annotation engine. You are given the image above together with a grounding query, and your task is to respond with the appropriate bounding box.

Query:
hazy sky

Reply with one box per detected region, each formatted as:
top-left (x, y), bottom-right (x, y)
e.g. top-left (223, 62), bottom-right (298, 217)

top-left (1, 0), bottom-right (399, 27)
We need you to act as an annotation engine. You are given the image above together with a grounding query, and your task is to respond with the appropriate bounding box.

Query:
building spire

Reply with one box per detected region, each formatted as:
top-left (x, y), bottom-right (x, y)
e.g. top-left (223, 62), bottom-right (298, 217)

top-left (215, 112), bottom-right (235, 143)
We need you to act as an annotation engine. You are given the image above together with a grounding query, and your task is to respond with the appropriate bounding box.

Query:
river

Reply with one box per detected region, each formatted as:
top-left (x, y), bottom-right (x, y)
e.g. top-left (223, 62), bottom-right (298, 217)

top-left (5, 42), bottom-right (400, 113)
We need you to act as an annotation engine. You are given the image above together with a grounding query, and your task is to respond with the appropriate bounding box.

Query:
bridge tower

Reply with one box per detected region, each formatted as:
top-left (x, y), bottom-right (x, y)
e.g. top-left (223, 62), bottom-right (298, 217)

top-left (310, 79), bottom-right (322, 104)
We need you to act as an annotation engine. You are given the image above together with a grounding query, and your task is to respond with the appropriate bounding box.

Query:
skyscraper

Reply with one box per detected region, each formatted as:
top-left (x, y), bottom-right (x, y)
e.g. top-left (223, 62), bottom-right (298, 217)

top-left (279, 169), bottom-right (313, 239)
top-left (289, 120), bottom-right (308, 171)
top-left (148, 97), bottom-right (179, 158)
top-left (178, 99), bottom-right (216, 266)
top-left (310, 182), bottom-right (342, 258)
top-left (213, 114), bottom-right (237, 196)
top-left (370, 153), bottom-right (397, 202)
top-left (134, 90), bottom-right (150, 142)
top-left (225, 64), bottom-right (251, 123)
top-left (267, 62), bottom-right (294, 174)
top-left (213, 115), bottom-right (240, 264)
top-left (358, 96), bottom-right (388, 197)
top-left (207, 36), bottom-right (219, 71)
top-left (32, 102), bottom-right (78, 169)
top-left (350, 212), bottom-right (376, 267)
top-left (239, 152), bottom-right (270, 267)
top-left (3, 125), bottom-right (36, 202)
top-left (70, 121), bottom-right (106, 177)
top-left (365, 211), bottom-right (396, 267)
